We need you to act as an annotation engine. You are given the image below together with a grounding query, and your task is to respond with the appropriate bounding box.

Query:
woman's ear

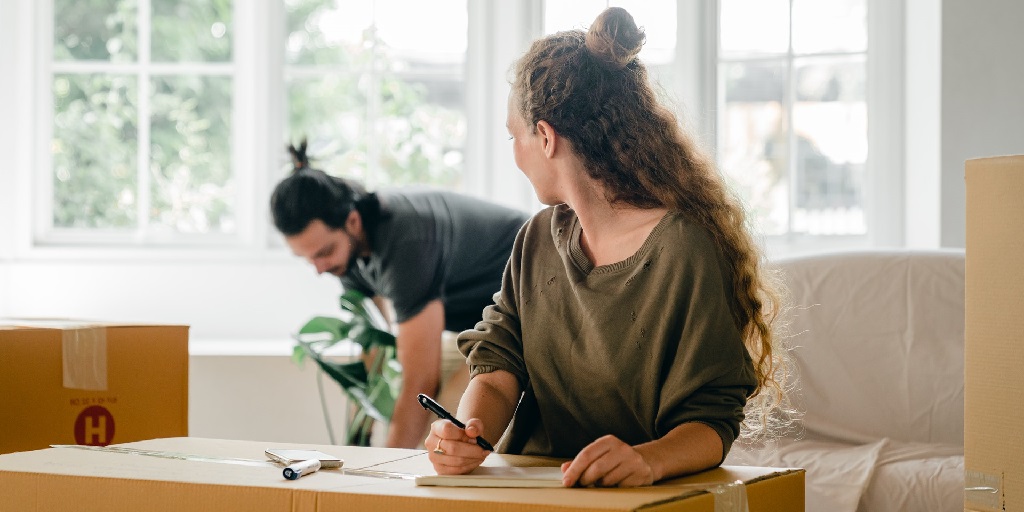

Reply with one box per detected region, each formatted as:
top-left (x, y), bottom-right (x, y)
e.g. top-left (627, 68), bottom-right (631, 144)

top-left (536, 120), bottom-right (558, 158)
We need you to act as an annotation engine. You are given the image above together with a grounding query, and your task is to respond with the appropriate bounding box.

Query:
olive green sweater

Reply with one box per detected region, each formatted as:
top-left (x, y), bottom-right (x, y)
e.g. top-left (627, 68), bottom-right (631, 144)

top-left (458, 205), bottom-right (756, 461)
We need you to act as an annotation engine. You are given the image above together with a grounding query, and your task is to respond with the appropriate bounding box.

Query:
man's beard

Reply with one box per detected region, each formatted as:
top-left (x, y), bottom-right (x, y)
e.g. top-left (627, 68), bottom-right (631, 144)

top-left (329, 230), bottom-right (363, 277)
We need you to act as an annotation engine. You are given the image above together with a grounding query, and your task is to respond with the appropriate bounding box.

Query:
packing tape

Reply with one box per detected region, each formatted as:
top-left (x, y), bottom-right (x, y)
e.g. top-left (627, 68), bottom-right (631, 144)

top-left (53, 444), bottom-right (417, 479)
top-left (0, 319), bottom-right (110, 391)
top-left (61, 325), bottom-right (108, 391)
top-left (964, 469), bottom-right (1002, 511)
top-left (53, 444), bottom-right (275, 468)
top-left (708, 480), bottom-right (749, 512)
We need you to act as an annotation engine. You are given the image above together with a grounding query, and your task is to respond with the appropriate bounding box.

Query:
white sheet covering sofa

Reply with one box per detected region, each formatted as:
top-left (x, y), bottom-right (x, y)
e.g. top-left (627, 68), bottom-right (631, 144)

top-left (724, 250), bottom-right (965, 512)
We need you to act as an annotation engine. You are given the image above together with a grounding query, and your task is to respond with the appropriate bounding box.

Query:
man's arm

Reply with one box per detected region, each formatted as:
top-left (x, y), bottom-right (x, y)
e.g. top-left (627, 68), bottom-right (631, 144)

top-left (385, 299), bottom-right (445, 448)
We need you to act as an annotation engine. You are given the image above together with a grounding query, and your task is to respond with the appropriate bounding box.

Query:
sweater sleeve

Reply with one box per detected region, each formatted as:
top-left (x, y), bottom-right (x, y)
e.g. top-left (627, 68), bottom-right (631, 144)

top-left (654, 229), bottom-right (757, 461)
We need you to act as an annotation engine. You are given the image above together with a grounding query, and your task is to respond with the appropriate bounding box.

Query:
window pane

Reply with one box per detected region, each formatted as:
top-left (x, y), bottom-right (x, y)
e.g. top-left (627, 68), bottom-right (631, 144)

top-left (54, 0), bottom-right (137, 62)
top-left (719, 61), bottom-right (788, 236)
top-left (544, 0), bottom-right (608, 33)
top-left (52, 74), bottom-right (138, 229)
top-left (375, 75), bottom-right (465, 189)
top-left (151, 0), bottom-right (233, 62)
top-left (285, 0), bottom-right (373, 66)
top-left (150, 76), bottom-right (234, 234)
top-left (376, 0), bottom-right (467, 55)
top-left (286, 75), bottom-right (369, 181)
top-left (792, 0), bottom-right (866, 54)
top-left (285, 0), bottom-right (467, 190)
top-left (720, 0), bottom-right (789, 58)
top-left (791, 56), bottom-right (866, 235)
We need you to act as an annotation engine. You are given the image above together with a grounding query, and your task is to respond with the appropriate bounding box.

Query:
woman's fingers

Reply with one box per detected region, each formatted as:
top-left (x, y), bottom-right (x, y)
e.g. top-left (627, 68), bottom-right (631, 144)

top-left (561, 435), bottom-right (654, 488)
top-left (425, 419), bottom-right (490, 475)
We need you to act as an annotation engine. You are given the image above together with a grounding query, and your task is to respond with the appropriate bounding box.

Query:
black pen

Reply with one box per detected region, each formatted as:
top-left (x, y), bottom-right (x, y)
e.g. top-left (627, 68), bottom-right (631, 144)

top-left (417, 393), bottom-right (494, 451)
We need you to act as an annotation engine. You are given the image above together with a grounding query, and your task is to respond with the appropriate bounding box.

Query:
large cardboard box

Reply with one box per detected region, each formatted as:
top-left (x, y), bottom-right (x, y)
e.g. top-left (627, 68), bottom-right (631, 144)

top-left (0, 321), bottom-right (188, 455)
top-left (965, 155), bottom-right (1024, 512)
top-left (0, 437), bottom-right (802, 511)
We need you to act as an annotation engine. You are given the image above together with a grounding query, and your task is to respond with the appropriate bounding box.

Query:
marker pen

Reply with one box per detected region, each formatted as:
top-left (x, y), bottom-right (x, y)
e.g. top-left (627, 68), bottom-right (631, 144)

top-left (417, 393), bottom-right (494, 451)
top-left (283, 459), bottom-right (322, 480)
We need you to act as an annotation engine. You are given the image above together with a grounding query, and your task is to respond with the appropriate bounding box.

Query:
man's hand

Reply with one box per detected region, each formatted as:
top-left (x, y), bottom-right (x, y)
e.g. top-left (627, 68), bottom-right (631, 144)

top-left (385, 299), bottom-right (445, 448)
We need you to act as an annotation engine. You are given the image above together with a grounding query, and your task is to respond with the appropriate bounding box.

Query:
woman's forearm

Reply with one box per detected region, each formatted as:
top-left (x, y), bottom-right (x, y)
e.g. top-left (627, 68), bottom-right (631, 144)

top-left (456, 370), bottom-right (521, 445)
top-left (634, 422), bottom-right (724, 482)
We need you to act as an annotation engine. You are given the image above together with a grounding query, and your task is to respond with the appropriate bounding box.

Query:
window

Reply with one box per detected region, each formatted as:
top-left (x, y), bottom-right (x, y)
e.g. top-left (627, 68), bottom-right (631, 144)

top-left (27, 0), bottom-right (897, 252)
top-left (46, 0), bottom-right (236, 244)
top-left (718, 0), bottom-right (869, 239)
top-left (37, 0), bottom-right (471, 248)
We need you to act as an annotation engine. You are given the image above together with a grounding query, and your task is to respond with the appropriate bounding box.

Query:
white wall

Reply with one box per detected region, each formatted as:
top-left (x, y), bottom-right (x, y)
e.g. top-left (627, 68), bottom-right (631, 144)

top-left (904, 0), bottom-right (941, 248)
top-left (1, 258), bottom-right (340, 341)
top-left (189, 352), bottom-right (349, 445)
top-left (938, 0), bottom-right (1024, 247)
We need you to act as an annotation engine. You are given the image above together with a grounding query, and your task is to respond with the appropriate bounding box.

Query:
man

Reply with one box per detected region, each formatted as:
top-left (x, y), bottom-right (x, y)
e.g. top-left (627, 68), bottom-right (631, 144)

top-left (271, 141), bottom-right (530, 448)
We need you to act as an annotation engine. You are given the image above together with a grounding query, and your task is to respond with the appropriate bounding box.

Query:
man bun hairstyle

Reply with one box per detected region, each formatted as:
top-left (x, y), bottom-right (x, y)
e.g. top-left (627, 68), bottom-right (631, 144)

top-left (287, 138), bottom-right (312, 172)
top-left (270, 137), bottom-right (377, 236)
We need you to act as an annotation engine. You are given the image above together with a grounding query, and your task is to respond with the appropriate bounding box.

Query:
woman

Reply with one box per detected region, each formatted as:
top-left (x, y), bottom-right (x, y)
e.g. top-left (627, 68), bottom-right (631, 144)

top-left (426, 7), bottom-right (787, 488)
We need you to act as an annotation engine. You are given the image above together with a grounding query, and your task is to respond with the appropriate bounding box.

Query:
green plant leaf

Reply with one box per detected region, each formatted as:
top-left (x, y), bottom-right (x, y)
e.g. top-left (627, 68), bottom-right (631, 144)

top-left (339, 288), bottom-right (389, 331)
top-left (290, 290), bottom-right (403, 446)
top-left (298, 345), bottom-right (395, 424)
top-left (298, 316), bottom-right (353, 342)
top-left (291, 343), bottom-right (307, 365)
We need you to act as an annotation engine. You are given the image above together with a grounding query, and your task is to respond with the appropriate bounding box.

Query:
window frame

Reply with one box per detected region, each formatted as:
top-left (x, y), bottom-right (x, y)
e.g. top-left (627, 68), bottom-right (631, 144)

top-left (4, 0), bottom-right (904, 261)
top-left (714, 0), bottom-right (905, 257)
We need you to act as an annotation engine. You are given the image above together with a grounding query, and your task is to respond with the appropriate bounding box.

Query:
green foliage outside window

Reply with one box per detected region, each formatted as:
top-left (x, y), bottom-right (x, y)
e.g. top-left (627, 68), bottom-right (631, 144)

top-left (50, 0), bottom-right (465, 237)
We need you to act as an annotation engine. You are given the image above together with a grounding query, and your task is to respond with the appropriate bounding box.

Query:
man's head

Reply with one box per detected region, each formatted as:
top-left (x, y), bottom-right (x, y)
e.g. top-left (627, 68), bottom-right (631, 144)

top-left (271, 140), bottom-right (371, 277)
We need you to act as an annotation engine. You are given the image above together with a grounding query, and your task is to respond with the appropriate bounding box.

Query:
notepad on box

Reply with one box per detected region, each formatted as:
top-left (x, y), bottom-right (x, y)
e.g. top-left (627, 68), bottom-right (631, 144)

top-left (414, 466), bottom-right (564, 487)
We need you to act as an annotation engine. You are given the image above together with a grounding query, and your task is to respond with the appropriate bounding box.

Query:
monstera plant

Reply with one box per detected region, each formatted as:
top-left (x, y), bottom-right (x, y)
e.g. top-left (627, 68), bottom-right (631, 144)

top-left (292, 289), bottom-right (401, 446)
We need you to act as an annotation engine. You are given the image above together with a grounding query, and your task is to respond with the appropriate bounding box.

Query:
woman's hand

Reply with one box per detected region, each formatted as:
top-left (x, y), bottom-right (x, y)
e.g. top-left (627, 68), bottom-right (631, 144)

top-left (425, 418), bottom-right (491, 475)
top-left (560, 435), bottom-right (656, 487)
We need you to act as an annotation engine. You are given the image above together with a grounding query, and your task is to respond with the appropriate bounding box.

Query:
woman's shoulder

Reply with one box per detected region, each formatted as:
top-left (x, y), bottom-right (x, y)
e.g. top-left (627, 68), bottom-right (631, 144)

top-left (658, 212), bottom-right (725, 260)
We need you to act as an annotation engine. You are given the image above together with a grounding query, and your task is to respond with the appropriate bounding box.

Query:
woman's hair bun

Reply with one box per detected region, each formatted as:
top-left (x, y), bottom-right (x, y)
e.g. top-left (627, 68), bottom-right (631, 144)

top-left (584, 7), bottom-right (645, 70)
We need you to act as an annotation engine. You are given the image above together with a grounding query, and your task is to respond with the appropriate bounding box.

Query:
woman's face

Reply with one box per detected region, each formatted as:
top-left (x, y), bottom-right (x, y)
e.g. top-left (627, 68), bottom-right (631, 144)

top-left (507, 93), bottom-right (560, 205)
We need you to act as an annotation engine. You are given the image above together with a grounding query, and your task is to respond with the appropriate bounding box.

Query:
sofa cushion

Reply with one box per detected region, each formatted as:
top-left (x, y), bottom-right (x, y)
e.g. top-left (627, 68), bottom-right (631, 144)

top-left (774, 250), bottom-right (965, 445)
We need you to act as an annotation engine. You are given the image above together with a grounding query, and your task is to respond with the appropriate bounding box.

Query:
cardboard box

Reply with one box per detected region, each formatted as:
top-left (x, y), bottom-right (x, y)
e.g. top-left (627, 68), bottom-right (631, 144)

top-left (0, 437), bottom-right (804, 511)
top-left (0, 321), bottom-right (188, 455)
top-left (965, 155), bottom-right (1024, 512)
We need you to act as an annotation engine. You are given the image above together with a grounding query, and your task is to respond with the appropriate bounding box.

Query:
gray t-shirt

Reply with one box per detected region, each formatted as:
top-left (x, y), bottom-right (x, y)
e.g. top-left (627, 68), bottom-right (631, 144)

top-left (341, 188), bottom-right (531, 331)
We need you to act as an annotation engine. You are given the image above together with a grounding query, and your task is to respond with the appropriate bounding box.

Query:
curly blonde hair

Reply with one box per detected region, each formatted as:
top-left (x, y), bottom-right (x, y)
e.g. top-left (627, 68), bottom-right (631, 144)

top-left (511, 7), bottom-right (794, 439)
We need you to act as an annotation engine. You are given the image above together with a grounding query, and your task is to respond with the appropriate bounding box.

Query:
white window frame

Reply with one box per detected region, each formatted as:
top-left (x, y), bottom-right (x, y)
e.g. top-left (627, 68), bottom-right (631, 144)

top-left (3, 0), bottom-right (903, 261)
top-left (713, 0), bottom-right (905, 258)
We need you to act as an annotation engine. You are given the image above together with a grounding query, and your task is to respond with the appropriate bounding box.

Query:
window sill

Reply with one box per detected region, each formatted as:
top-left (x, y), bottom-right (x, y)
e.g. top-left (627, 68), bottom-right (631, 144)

top-left (188, 338), bottom-right (360, 357)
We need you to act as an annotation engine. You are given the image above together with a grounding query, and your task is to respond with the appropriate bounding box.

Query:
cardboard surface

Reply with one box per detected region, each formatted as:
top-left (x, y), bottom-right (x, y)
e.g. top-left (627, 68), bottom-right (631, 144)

top-left (0, 437), bottom-right (804, 511)
top-left (965, 155), bottom-right (1024, 512)
top-left (0, 321), bottom-right (189, 455)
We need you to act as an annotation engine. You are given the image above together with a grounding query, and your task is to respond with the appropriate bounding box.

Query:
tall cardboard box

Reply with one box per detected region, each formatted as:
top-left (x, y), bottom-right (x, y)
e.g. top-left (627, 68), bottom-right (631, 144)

top-left (965, 155), bottom-right (1024, 512)
top-left (0, 321), bottom-right (188, 454)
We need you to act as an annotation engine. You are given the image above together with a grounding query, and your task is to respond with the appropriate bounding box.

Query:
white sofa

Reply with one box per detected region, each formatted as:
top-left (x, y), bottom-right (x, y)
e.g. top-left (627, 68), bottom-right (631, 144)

top-left (725, 250), bottom-right (965, 512)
